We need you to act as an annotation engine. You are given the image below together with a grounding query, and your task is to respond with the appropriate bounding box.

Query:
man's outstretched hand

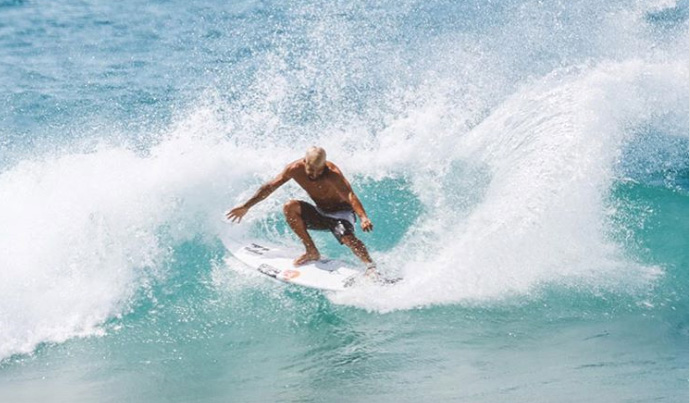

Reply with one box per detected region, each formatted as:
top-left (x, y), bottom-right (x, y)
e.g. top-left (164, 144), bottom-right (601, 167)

top-left (360, 217), bottom-right (373, 232)
top-left (226, 206), bottom-right (249, 223)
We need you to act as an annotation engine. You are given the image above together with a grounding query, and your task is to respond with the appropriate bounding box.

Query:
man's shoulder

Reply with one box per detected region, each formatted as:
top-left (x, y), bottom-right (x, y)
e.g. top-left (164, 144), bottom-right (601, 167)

top-left (285, 159), bottom-right (304, 174)
top-left (326, 161), bottom-right (342, 174)
top-left (325, 162), bottom-right (348, 184)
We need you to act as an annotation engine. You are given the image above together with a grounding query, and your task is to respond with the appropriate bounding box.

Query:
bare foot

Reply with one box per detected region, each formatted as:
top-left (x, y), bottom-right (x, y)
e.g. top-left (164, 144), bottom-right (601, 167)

top-left (294, 250), bottom-right (320, 266)
top-left (364, 266), bottom-right (380, 280)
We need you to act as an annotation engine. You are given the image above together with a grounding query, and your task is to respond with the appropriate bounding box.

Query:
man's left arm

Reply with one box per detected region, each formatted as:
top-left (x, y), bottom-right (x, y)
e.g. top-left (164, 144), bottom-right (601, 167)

top-left (348, 190), bottom-right (373, 232)
top-left (332, 167), bottom-right (373, 232)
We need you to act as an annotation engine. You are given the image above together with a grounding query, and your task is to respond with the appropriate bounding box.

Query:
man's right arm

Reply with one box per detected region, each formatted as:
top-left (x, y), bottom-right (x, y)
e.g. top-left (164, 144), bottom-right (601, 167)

top-left (243, 166), bottom-right (292, 209)
top-left (226, 164), bottom-right (294, 222)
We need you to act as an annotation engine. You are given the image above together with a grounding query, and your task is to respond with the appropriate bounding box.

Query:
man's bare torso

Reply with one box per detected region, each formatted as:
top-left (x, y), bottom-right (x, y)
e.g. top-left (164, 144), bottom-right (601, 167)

top-left (289, 160), bottom-right (351, 212)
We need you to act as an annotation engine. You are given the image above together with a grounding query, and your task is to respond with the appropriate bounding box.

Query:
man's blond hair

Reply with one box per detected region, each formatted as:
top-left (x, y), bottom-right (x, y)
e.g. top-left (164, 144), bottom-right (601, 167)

top-left (305, 146), bottom-right (326, 167)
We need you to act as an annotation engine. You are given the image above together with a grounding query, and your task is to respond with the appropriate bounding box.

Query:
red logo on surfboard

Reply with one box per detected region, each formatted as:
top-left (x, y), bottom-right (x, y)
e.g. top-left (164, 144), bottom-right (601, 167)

top-left (282, 270), bottom-right (301, 280)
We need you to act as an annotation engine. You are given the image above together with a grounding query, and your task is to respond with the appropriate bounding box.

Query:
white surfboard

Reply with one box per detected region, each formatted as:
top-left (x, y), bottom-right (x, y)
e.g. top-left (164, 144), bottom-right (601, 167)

top-left (223, 237), bottom-right (362, 291)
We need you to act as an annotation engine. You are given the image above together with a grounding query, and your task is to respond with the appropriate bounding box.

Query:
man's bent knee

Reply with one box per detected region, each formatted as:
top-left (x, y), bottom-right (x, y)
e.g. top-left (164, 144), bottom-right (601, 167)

top-left (283, 199), bottom-right (301, 217)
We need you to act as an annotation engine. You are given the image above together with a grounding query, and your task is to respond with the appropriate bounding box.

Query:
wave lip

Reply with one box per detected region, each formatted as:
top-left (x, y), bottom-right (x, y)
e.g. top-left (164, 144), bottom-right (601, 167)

top-left (332, 60), bottom-right (687, 312)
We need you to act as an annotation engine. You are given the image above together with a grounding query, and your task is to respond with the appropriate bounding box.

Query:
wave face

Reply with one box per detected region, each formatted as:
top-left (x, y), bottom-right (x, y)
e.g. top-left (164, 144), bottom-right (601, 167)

top-left (0, 1), bottom-right (687, 401)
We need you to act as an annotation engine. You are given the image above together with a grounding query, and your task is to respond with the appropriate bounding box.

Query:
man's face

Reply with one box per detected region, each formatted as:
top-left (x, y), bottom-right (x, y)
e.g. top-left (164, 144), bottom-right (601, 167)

top-left (305, 160), bottom-right (326, 180)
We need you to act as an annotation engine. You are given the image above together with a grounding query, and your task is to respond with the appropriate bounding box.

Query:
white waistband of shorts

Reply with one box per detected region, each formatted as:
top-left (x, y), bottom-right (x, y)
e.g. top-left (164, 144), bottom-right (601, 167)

top-left (315, 206), bottom-right (356, 224)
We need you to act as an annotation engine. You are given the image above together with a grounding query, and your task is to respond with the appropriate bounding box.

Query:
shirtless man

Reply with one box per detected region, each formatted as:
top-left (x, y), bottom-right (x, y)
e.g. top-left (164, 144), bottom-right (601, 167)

top-left (226, 147), bottom-right (378, 276)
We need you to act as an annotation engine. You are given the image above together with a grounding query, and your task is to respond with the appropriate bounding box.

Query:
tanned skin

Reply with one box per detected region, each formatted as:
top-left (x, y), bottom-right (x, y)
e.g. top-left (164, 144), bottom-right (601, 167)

top-left (226, 154), bottom-right (376, 275)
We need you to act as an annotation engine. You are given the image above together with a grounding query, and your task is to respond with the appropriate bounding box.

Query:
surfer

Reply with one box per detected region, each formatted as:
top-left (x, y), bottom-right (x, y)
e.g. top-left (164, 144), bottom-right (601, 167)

top-left (226, 147), bottom-right (379, 277)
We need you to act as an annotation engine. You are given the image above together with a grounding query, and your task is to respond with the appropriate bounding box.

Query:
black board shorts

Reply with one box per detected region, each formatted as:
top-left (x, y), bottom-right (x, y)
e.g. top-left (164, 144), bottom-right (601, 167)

top-left (297, 201), bottom-right (357, 244)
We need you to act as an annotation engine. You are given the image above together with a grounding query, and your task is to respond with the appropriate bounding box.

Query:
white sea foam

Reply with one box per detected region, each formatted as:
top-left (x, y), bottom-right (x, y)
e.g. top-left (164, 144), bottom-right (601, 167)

top-left (0, 127), bottom-right (286, 359)
top-left (331, 59), bottom-right (688, 311)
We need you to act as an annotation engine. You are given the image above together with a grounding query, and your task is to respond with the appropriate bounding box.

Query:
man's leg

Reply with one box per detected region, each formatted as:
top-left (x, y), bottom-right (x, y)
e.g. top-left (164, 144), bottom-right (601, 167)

top-left (340, 234), bottom-right (378, 277)
top-left (340, 234), bottom-right (372, 264)
top-left (283, 200), bottom-right (320, 265)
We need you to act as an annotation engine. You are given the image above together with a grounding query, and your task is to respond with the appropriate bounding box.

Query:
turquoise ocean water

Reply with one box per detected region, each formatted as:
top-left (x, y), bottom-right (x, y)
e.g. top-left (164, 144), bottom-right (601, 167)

top-left (0, 1), bottom-right (688, 401)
